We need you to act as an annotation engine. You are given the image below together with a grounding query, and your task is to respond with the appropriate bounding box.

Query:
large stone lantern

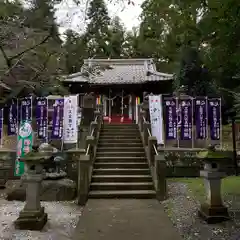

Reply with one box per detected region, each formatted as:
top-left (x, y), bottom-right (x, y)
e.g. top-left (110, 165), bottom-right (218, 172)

top-left (197, 146), bottom-right (230, 224)
top-left (14, 150), bottom-right (52, 230)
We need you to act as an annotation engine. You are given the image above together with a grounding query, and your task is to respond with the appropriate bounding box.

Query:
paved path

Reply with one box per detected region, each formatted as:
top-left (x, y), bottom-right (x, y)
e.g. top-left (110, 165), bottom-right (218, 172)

top-left (72, 199), bottom-right (182, 240)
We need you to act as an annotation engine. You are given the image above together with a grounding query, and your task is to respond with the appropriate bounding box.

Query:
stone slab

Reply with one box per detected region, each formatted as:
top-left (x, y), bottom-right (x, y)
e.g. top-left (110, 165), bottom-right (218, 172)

top-left (6, 178), bottom-right (76, 201)
top-left (15, 206), bottom-right (48, 230)
top-left (198, 203), bottom-right (230, 224)
top-left (72, 199), bottom-right (182, 240)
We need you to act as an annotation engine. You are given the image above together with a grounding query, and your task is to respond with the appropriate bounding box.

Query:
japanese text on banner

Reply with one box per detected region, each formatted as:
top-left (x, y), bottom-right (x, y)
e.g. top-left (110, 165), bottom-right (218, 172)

top-left (195, 98), bottom-right (207, 139)
top-left (208, 98), bottom-right (221, 140)
top-left (36, 97), bottom-right (48, 140)
top-left (8, 100), bottom-right (17, 135)
top-left (149, 95), bottom-right (164, 144)
top-left (51, 99), bottom-right (64, 139)
top-left (179, 99), bottom-right (193, 140)
top-left (21, 97), bottom-right (32, 122)
top-left (63, 95), bottom-right (78, 144)
top-left (165, 98), bottom-right (177, 140)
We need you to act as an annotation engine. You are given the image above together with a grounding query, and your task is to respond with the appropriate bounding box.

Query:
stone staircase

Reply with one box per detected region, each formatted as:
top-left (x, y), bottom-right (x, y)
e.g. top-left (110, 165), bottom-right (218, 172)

top-left (89, 123), bottom-right (156, 199)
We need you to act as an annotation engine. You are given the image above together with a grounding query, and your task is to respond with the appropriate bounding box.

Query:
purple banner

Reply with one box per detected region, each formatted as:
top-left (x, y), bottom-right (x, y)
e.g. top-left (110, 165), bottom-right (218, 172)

top-left (179, 99), bottom-right (193, 140)
top-left (20, 97), bottom-right (32, 122)
top-left (8, 100), bottom-right (18, 135)
top-left (208, 98), bottom-right (221, 140)
top-left (195, 98), bottom-right (207, 139)
top-left (36, 97), bottom-right (48, 140)
top-left (51, 99), bottom-right (64, 139)
top-left (165, 98), bottom-right (178, 140)
top-left (0, 108), bottom-right (3, 143)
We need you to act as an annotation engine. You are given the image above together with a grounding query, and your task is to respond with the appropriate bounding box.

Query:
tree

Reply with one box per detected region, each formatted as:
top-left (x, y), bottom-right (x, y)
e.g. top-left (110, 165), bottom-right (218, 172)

top-left (85, 0), bottom-right (111, 58)
top-left (108, 16), bottom-right (125, 58)
top-left (0, 0), bottom-right (67, 101)
top-left (64, 29), bottom-right (88, 73)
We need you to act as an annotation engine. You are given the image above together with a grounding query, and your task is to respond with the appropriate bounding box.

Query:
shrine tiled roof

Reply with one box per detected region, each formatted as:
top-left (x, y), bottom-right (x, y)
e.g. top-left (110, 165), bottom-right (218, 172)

top-left (64, 58), bottom-right (174, 85)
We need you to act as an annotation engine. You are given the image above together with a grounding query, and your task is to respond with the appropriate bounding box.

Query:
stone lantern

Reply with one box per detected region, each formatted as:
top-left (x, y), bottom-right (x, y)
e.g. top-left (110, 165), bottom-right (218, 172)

top-left (197, 146), bottom-right (230, 224)
top-left (14, 150), bottom-right (52, 230)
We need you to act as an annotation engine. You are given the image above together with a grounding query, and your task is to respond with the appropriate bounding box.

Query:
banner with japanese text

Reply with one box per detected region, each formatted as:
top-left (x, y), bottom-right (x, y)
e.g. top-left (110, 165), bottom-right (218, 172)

top-left (63, 95), bottom-right (78, 143)
top-left (179, 98), bottom-right (193, 140)
top-left (149, 95), bottom-right (164, 144)
top-left (51, 99), bottom-right (64, 139)
top-left (36, 97), bottom-right (48, 140)
top-left (20, 97), bottom-right (32, 122)
top-left (208, 98), bottom-right (221, 140)
top-left (8, 100), bottom-right (18, 135)
top-left (195, 97), bottom-right (207, 139)
top-left (165, 98), bottom-right (178, 140)
top-left (14, 121), bottom-right (33, 176)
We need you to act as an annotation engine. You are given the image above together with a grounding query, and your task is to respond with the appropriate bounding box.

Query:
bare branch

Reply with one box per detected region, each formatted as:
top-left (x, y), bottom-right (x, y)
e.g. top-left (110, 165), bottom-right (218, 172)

top-left (9, 33), bottom-right (52, 62)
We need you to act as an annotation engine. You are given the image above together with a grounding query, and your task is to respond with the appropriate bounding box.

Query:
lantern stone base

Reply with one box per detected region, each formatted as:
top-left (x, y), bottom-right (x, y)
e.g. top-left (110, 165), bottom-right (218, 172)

top-left (198, 203), bottom-right (230, 224)
top-left (14, 207), bottom-right (48, 230)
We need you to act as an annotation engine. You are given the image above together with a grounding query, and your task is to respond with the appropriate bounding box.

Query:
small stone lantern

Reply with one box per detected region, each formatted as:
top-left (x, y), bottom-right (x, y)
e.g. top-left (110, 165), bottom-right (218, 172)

top-left (197, 146), bottom-right (230, 224)
top-left (14, 151), bottom-right (52, 230)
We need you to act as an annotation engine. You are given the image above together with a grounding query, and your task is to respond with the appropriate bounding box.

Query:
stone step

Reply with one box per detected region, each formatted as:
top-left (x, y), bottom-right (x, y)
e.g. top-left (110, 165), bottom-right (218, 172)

top-left (88, 190), bottom-right (156, 199)
top-left (98, 139), bottom-right (142, 144)
top-left (100, 135), bottom-right (141, 139)
top-left (98, 142), bottom-right (143, 148)
top-left (101, 129), bottom-right (139, 133)
top-left (96, 152), bottom-right (145, 157)
top-left (95, 156), bottom-right (147, 163)
top-left (94, 162), bottom-right (149, 169)
top-left (90, 182), bottom-right (154, 191)
top-left (102, 124), bottom-right (137, 128)
top-left (92, 175), bottom-right (152, 182)
top-left (93, 168), bottom-right (150, 175)
top-left (97, 147), bottom-right (144, 152)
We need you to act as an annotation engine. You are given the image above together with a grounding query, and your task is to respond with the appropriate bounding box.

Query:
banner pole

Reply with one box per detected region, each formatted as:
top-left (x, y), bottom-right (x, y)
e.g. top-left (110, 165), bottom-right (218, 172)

top-left (191, 97), bottom-right (194, 149)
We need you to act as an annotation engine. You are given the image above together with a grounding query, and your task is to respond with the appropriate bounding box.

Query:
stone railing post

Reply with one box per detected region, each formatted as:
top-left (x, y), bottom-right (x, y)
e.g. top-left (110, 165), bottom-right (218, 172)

top-left (66, 148), bottom-right (86, 185)
top-left (14, 152), bottom-right (51, 230)
top-left (139, 110), bottom-right (146, 132)
top-left (85, 136), bottom-right (95, 160)
top-left (148, 136), bottom-right (157, 165)
top-left (94, 110), bottom-right (102, 131)
top-left (89, 121), bottom-right (98, 136)
top-left (78, 154), bottom-right (91, 206)
top-left (155, 154), bottom-right (167, 201)
top-left (143, 122), bottom-right (151, 146)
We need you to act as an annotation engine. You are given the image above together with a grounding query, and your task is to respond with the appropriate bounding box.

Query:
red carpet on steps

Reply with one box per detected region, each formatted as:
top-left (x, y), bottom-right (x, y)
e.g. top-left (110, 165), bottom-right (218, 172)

top-left (103, 115), bottom-right (133, 124)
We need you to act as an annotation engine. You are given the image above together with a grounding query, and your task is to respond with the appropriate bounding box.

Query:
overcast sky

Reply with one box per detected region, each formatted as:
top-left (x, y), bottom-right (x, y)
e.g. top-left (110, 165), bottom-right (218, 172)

top-left (55, 0), bottom-right (144, 35)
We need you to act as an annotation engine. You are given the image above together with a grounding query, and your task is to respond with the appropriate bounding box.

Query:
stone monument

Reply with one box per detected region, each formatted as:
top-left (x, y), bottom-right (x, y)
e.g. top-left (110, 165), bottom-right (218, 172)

top-left (197, 146), bottom-right (230, 223)
top-left (14, 151), bottom-right (49, 230)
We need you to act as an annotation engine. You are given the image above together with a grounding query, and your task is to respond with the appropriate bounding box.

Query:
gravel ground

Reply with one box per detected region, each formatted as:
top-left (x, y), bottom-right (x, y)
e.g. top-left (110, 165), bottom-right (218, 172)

top-left (0, 198), bottom-right (82, 240)
top-left (162, 182), bottom-right (240, 240)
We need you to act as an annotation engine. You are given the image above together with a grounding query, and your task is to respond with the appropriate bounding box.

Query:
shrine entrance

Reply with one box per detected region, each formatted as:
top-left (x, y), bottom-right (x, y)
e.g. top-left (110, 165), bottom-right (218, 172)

top-left (102, 91), bottom-right (133, 123)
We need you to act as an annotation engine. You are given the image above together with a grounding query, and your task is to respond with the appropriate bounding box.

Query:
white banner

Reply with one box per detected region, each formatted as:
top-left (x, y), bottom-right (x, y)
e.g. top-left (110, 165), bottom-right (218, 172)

top-left (63, 95), bottom-right (78, 144)
top-left (149, 95), bottom-right (164, 145)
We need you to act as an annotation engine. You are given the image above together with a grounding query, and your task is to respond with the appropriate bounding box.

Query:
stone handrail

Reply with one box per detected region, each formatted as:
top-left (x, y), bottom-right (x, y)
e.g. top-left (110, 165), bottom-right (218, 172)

top-left (138, 104), bottom-right (167, 201)
top-left (77, 105), bottom-right (103, 205)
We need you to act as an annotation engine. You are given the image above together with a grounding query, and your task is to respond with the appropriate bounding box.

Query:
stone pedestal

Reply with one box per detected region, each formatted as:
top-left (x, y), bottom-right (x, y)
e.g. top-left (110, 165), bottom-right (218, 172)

top-left (198, 162), bottom-right (230, 224)
top-left (14, 151), bottom-right (50, 230)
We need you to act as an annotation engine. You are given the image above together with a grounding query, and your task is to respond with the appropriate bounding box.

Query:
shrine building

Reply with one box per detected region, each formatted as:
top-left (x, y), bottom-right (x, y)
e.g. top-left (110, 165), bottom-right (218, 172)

top-left (63, 58), bottom-right (174, 123)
